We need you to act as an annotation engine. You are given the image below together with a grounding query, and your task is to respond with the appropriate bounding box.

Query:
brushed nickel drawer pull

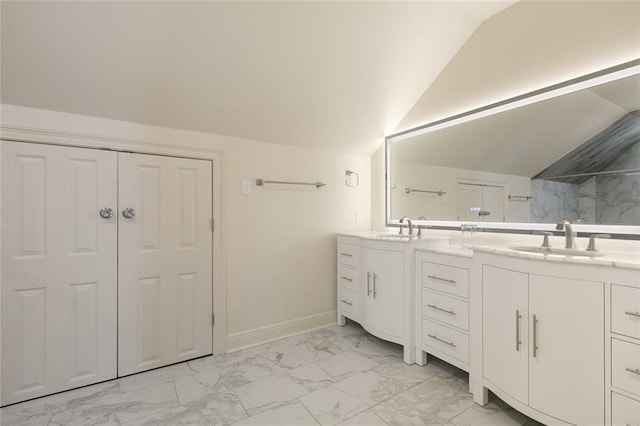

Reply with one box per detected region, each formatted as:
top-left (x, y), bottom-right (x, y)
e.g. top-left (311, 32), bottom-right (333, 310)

top-left (427, 334), bottom-right (456, 347)
top-left (625, 311), bottom-right (640, 318)
top-left (367, 272), bottom-right (372, 296)
top-left (625, 367), bottom-right (640, 375)
top-left (426, 304), bottom-right (456, 315)
top-left (533, 314), bottom-right (539, 358)
top-left (340, 276), bottom-right (353, 282)
top-left (427, 275), bottom-right (456, 284)
top-left (340, 299), bottom-right (353, 306)
top-left (373, 273), bottom-right (378, 298)
top-left (340, 253), bottom-right (353, 257)
top-left (515, 310), bottom-right (522, 352)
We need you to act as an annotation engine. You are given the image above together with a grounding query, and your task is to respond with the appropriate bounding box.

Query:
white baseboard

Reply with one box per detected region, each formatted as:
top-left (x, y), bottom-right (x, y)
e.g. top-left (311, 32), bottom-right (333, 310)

top-left (225, 310), bottom-right (337, 353)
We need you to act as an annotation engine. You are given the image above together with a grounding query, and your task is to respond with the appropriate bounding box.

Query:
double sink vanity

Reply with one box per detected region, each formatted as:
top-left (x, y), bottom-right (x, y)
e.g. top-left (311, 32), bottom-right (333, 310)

top-left (336, 230), bottom-right (640, 426)
top-left (352, 59), bottom-right (640, 425)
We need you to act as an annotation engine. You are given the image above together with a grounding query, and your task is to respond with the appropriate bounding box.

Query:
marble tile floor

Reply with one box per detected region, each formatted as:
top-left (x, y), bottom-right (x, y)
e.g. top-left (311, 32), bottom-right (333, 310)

top-left (1, 321), bottom-right (544, 426)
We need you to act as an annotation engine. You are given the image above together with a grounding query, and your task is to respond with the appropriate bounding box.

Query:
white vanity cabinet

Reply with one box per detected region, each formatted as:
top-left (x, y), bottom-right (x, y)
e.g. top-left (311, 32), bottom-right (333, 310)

top-left (472, 250), bottom-right (640, 426)
top-left (360, 246), bottom-right (404, 343)
top-left (337, 233), bottom-right (450, 364)
top-left (337, 235), bottom-right (409, 361)
top-left (482, 265), bottom-right (604, 425)
top-left (610, 284), bottom-right (640, 426)
top-left (415, 251), bottom-right (471, 372)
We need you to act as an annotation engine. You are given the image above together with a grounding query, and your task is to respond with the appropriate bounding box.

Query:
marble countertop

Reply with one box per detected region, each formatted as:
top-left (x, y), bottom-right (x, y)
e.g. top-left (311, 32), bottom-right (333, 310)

top-left (414, 246), bottom-right (473, 258)
top-left (338, 231), bottom-right (639, 269)
top-left (473, 245), bottom-right (640, 270)
top-left (338, 231), bottom-right (450, 246)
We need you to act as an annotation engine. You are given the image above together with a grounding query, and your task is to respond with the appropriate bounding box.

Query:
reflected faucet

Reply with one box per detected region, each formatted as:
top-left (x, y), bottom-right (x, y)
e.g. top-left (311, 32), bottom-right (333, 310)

top-left (417, 216), bottom-right (427, 238)
top-left (555, 220), bottom-right (576, 249)
top-left (399, 216), bottom-right (413, 236)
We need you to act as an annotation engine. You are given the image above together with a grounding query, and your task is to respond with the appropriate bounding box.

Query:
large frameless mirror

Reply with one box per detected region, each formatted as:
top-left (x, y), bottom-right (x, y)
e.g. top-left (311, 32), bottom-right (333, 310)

top-left (386, 59), bottom-right (640, 238)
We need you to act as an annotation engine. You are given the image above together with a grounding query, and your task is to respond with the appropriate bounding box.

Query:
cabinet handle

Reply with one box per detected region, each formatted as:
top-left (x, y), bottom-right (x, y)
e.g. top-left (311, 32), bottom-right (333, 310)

top-left (625, 311), bottom-right (640, 318)
top-left (340, 299), bottom-right (353, 306)
top-left (426, 304), bottom-right (456, 315)
top-left (367, 272), bottom-right (372, 296)
top-left (373, 273), bottom-right (378, 298)
top-left (340, 253), bottom-right (353, 257)
top-left (122, 207), bottom-right (136, 219)
top-left (427, 334), bottom-right (456, 348)
top-left (99, 207), bottom-right (114, 219)
top-left (515, 310), bottom-right (522, 352)
top-left (340, 276), bottom-right (353, 282)
top-left (533, 314), bottom-right (539, 358)
top-left (427, 275), bottom-right (456, 284)
top-left (625, 367), bottom-right (640, 375)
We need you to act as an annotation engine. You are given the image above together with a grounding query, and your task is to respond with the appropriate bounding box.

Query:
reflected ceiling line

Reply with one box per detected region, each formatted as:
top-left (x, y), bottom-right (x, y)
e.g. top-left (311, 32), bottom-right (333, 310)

top-left (386, 59), bottom-right (640, 144)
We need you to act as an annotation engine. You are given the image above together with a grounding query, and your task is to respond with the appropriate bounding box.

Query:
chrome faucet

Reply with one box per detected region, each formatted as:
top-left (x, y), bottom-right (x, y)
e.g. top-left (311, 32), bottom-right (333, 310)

top-left (416, 216), bottom-right (427, 238)
top-left (555, 220), bottom-right (576, 249)
top-left (399, 216), bottom-right (413, 236)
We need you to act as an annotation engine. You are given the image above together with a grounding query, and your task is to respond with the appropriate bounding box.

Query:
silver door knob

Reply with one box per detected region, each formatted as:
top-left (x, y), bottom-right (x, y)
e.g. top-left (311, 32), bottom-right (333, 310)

top-left (122, 208), bottom-right (136, 219)
top-left (99, 207), bottom-right (114, 219)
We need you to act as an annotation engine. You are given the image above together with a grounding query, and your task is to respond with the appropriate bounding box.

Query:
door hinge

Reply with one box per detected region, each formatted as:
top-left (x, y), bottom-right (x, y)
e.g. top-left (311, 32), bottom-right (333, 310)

top-left (211, 313), bottom-right (215, 327)
top-left (211, 218), bottom-right (215, 232)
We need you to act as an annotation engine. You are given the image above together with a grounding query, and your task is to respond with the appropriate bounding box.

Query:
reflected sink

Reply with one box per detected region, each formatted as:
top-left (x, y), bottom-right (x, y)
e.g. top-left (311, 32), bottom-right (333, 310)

top-left (510, 246), bottom-right (605, 258)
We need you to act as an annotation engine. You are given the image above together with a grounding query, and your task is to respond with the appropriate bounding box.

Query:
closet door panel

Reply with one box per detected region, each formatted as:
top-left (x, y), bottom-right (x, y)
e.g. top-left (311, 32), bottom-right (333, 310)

top-left (1, 141), bottom-right (118, 406)
top-left (118, 153), bottom-right (213, 376)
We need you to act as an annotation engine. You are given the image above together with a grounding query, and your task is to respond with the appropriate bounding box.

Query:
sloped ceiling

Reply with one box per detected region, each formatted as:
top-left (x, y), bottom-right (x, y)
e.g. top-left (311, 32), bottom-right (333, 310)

top-left (390, 0), bottom-right (640, 179)
top-left (0, 1), bottom-right (514, 156)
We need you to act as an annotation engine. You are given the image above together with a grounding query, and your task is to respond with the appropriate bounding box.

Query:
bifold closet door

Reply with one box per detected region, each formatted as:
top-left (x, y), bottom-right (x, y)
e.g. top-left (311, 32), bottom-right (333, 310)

top-left (117, 153), bottom-right (213, 376)
top-left (1, 141), bottom-right (118, 406)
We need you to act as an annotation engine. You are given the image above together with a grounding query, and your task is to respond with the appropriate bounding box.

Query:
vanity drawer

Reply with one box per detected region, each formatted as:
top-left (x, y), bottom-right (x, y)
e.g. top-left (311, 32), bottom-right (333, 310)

top-left (338, 243), bottom-right (358, 267)
top-left (422, 318), bottom-right (469, 365)
top-left (338, 266), bottom-right (358, 293)
top-left (612, 392), bottom-right (640, 426)
top-left (422, 290), bottom-right (469, 331)
top-left (612, 285), bottom-right (640, 340)
top-left (421, 262), bottom-right (469, 298)
top-left (612, 338), bottom-right (640, 397)
top-left (338, 288), bottom-right (359, 318)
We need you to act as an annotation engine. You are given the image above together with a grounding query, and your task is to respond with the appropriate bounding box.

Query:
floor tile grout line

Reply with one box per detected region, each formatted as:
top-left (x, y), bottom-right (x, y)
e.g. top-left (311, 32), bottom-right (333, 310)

top-left (296, 397), bottom-right (322, 425)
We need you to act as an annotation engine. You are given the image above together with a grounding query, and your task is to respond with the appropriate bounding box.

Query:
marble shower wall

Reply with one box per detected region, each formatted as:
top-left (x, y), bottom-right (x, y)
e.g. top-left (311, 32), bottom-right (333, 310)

top-left (531, 141), bottom-right (639, 225)
top-left (595, 141), bottom-right (640, 225)
top-left (578, 177), bottom-right (596, 223)
top-left (530, 179), bottom-right (578, 223)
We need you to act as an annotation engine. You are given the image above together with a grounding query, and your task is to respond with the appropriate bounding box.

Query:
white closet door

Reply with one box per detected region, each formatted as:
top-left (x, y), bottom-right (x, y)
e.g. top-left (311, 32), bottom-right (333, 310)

top-left (117, 153), bottom-right (213, 376)
top-left (482, 186), bottom-right (505, 222)
top-left (1, 141), bottom-right (118, 406)
top-left (455, 183), bottom-right (482, 221)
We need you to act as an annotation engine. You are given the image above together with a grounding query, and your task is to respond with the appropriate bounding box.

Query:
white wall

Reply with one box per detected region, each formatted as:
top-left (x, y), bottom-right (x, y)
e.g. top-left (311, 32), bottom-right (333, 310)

top-left (392, 161), bottom-right (530, 222)
top-left (375, 0), bottom-right (640, 230)
top-left (1, 105), bottom-right (371, 350)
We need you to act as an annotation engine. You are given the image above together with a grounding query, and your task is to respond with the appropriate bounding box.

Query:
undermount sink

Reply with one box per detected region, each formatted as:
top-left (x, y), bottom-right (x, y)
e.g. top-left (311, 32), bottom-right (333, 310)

top-left (510, 245), bottom-right (605, 258)
top-left (376, 233), bottom-right (414, 239)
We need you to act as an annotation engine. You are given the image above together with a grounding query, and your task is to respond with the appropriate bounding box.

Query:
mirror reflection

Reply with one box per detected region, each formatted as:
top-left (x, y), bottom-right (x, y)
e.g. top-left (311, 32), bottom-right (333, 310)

top-left (388, 68), bottom-right (640, 227)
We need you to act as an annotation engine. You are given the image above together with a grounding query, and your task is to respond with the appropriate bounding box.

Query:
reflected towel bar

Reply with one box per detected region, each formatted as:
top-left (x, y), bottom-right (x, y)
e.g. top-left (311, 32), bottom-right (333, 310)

top-left (405, 187), bottom-right (446, 196)
top-left (508, 194), bottom-right (534, 201)
top-left (256, 179), bottom-right (326, 189)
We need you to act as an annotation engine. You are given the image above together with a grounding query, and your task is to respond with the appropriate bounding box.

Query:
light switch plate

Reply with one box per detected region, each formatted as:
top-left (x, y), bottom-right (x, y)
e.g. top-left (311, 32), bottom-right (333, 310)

top-left (241, 180), bottom-right (250, 195)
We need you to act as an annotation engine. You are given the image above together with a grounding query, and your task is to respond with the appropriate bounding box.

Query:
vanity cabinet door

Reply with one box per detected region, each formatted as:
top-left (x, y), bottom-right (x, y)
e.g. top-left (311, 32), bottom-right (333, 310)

top-left (528, 275), bottom-right (604, 426)
top-left (482, 265), bottom-right (529, 405)
top-left (361, 247), bottom-right (404, 343)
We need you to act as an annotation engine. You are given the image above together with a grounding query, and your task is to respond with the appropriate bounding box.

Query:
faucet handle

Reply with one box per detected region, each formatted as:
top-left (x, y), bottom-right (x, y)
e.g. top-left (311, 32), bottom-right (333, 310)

top-left (534, 231), bottom-right (553, 248)
top-left (586, 234), bottom-right (610, 252)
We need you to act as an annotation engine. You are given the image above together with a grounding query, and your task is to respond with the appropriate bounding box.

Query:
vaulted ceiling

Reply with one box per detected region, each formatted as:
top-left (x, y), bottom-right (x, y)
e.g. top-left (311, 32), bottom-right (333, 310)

top-left (1, 1), bottom-right (514, 156)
